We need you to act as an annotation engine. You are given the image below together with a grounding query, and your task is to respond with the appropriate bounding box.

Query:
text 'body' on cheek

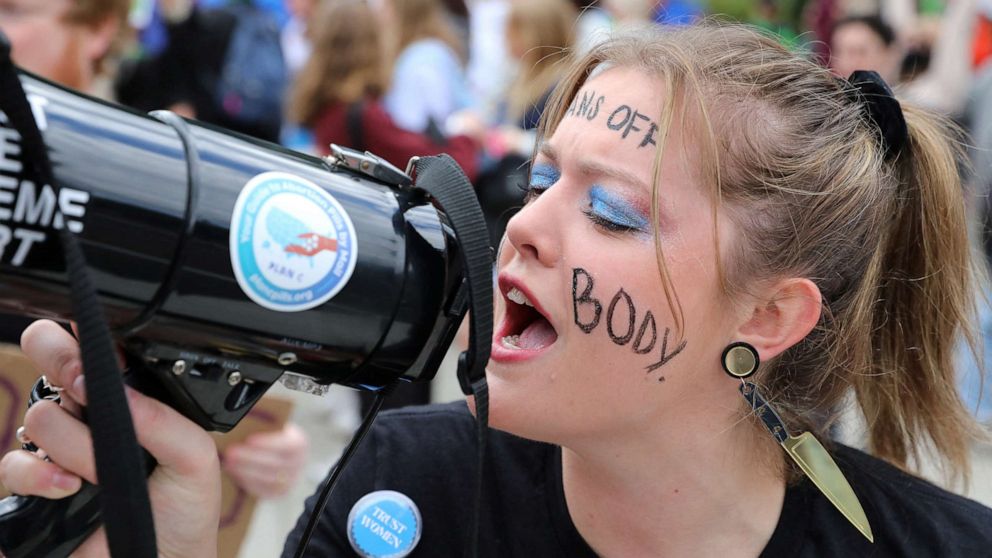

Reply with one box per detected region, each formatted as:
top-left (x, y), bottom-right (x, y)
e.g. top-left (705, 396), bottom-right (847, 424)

top-left (571, 268), bottom-right (686, 378)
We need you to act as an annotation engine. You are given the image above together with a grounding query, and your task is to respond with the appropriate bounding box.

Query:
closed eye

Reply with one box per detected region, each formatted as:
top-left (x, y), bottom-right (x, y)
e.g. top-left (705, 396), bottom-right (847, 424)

top-left (523, 162), bottom-right (561, 202)
top-left (584, 185), bottom-right (650, 234)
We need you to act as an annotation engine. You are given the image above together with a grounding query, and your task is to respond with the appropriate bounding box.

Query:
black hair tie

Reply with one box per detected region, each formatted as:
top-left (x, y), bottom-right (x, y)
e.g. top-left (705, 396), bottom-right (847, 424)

top-left (842, 70), bottom-right (908, 160)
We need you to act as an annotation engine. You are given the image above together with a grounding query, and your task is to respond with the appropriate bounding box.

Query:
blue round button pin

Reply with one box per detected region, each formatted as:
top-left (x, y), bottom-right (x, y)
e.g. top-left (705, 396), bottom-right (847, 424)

top-left (347, 490), bottom-right (422, 558)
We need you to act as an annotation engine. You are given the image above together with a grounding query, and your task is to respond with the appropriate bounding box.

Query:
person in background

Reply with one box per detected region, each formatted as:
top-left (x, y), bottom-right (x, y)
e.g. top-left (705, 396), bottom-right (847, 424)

top-left (571, 0), bottom-right (613, 54)
top-left (451, 0), bottom-right (578, 158)
top-left (0, 0), bottom-right (128, 384)
top-left (290, 0), bottom-right (479, 423)
top-left (9, 23), bottom-right (992, 558)
top-left (288, 0), bottom-right (478, 179)
top-left (829, 15), bottom-right (902, 84)
top-left (465, 0), bottom-right (512, 114)
top-left (281, 0), bottom-right (318, 78)
top-left (378, 0), bottom-right (474, 134)
top-left (604, 0), bottom-right (656, 25)
top-left (0, 0), bottom-right (128, 341)
top-left (455, 0), bottom-right (576, 247)
top-left (115, 0), bottom-right (286, 143)
top-left (0, 0), bottom-right (306, 505)
top-left (495, 0), bottom-right (577, 151)
top-left (0, 0), bottom-right (127, 96)
top-left (278, 0), bottom-right (320, 152)
top-left (873, 0), bottom-right (980, 116)
top-left (440, 0), bottom-right (470, 56)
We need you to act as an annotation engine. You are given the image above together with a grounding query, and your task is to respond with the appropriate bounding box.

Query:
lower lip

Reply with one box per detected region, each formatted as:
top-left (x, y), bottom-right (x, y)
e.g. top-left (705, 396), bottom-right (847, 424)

top-left (489, 314), bottom-right (556, 363)
top-left (489, 337), bottom-right (554, 363)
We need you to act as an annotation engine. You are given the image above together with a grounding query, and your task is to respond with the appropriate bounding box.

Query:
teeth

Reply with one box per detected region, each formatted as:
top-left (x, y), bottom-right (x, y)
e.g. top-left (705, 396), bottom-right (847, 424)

top-left (507, 287), bottom-right (534, 307)
top-left (502, 335), bottom-right (521, 348)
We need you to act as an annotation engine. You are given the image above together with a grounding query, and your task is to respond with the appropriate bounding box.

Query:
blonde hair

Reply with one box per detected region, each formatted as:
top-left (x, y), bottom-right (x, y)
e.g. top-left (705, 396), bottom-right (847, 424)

top-left (387, 0), bottom-right (463, 60)
top-left (504, 0), bottom-right (577, 124)
top-left (65, 0), bottom-right (129, 27)
top-left (65, 0), bottom-right (130, 72)
top-left (288, 0), bottom-right (388, 126)
top-left (538, 24), bottom-right (987, 479)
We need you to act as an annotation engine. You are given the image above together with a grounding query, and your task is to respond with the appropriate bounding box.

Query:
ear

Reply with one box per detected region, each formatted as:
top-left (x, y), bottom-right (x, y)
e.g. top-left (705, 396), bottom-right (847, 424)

top-left (735, 278), bottom-right (822, 361)
top-left (82, 15), bottom-right (121, 68)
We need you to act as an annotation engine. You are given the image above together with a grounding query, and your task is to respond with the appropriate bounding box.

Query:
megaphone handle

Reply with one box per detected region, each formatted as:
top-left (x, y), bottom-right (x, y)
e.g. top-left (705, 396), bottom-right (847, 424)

top-left (0, 368), bottom-right (161, 558)
top-left (0, 481), bottom-right (103, 558)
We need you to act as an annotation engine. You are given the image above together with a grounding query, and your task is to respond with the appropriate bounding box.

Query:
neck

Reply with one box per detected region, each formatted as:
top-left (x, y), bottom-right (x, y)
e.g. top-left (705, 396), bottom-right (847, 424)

top-left (561, 411), bottom-right (786, 557)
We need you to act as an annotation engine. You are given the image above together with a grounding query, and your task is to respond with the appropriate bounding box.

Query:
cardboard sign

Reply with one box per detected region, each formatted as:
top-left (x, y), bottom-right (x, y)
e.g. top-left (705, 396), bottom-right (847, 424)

top-left (214, 396), bottom-right (294, 558)
top-left (0, 344), bottom-right (42, 498)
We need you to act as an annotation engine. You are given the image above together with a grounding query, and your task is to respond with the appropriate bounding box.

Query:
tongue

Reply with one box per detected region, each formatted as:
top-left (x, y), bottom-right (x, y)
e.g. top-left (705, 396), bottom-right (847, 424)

top-left (518, 316), bottom-right (557, 350)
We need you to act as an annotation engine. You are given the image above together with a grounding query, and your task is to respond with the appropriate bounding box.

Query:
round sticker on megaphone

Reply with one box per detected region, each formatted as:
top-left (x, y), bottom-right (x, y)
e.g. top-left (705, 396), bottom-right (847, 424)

top-left (229, 171), bottom-right (358, 312)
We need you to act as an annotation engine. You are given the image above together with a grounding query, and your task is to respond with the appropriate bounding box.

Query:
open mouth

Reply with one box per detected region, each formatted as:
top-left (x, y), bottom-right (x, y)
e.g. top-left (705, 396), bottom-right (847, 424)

top-left (496, 284), bottom-right (558, 353)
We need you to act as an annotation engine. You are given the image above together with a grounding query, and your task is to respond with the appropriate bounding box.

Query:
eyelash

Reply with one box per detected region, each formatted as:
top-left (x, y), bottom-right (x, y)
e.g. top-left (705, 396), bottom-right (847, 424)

top-left (522, 164), bottom-right (642, 234)
top-left (582, 209), bottom-right (640, 233)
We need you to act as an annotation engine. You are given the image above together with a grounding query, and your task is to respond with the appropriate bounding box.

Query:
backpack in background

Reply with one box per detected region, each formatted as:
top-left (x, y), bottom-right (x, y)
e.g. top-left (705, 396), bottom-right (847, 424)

top-left (216, 5), bottom-right (287, 134)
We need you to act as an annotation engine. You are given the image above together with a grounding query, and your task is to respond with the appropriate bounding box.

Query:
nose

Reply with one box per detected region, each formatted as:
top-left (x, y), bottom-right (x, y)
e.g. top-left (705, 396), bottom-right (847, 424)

top-left (503, 188), bottom-right (563, 267)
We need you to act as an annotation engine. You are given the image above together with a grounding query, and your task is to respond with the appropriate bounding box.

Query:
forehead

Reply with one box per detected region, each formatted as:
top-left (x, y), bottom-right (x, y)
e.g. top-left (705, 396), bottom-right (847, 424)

top-left (546, 67), bottom-right (693, 190)
top-left (0, 0), bottom-right (72, 18)
top-left (834, 23), bottom-right (885, 46)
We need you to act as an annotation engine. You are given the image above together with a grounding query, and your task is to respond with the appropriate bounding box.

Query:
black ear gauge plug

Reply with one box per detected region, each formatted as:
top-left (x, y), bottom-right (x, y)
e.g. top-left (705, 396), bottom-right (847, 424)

top-left (721, 342), bottom-right (759, 379)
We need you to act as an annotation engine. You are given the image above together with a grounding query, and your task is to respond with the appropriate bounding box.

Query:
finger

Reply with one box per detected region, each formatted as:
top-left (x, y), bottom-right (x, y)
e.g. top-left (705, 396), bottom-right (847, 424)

top-left (221, 451), bottom-right (292, 481)
top-left (124, 387), bottom-right (218, 476)
top-left (224, 466), bottom-right (291, 498)
top-left (0, 449), bottom-right (82, 499)
top-left (20, 320), bottom-right (82, 394)
top-left (58, 395), bottom-right (84, 421)
top-left (223, 443), bottom-right (287, 473)
top-left (25, 400), bottom-right (98, 484)
top-left (30, 385), bottom-right (217, 484)
top-left (241, 424), bottom-right (308, 453)
top-left (60, 377), bottom-right (85, 416)
top-left (70, 321), bottom-right (128, 372)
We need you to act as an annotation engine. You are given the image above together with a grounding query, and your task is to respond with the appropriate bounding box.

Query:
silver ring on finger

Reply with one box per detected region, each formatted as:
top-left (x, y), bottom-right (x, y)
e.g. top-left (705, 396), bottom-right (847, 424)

top-left (41, 375), bottom-right (64, 393)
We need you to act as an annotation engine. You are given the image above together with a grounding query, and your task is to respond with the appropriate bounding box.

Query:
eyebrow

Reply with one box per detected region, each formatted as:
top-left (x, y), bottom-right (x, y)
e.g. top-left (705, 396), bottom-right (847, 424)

top-left (538, 142), bottom-right (651, 192)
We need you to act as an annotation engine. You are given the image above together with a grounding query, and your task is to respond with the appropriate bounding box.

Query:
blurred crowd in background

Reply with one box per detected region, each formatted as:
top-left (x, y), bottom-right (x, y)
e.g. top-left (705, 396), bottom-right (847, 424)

top-left (2, 0), bottom-right (992, 555)
top-left (7, 0), bottom-right (992, 244)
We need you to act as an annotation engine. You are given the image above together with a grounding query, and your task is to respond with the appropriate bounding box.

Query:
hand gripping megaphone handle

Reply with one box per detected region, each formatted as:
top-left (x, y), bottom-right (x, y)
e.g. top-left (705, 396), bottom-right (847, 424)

top-left (0, 365), bottom-right (166, 558)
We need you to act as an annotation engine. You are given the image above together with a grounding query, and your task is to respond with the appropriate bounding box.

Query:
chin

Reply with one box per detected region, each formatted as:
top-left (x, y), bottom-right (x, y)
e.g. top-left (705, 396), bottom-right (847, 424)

top-left (466, 372), bottom-right (565, 445)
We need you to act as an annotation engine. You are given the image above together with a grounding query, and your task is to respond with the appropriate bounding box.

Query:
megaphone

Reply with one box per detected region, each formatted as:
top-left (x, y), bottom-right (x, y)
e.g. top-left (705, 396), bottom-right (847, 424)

top-left (0, 68), bottom-right (489, 557)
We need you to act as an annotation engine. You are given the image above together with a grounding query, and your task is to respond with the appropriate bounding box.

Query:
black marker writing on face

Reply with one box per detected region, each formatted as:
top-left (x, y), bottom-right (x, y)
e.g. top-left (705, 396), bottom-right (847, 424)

top-left (571, 268), bottom-right (687, 373)
top-left (572, 267), bottom-right (602, 333)
top-left (564, 93), bottom-right (660, 147)
top-left (639, 123), bottom-right (658, 148)
top-left (632, 310), bottom-right (656, 354)
top-left (645, 327), bottom-right (687, 372)
top-left (603, 104), bottom-right (659, 148)
top-left (607, 289), bottom-right (636, 345)
top-left (606, 105), bottom-right (631, 131)
top-left (565, 90), bottom-right (606, 121)
top-left (606, 105), bottom-right (651, 140)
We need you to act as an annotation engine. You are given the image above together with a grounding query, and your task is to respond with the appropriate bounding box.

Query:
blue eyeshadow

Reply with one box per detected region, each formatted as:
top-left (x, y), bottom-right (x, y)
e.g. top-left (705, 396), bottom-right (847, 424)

top-left (589, 185), bottom-right (649, 231)
top-left (529, 163), bottom-right (561, 189)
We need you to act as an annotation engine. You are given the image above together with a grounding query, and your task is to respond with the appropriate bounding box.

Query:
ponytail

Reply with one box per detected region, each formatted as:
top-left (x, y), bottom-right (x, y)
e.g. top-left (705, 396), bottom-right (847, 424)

top-left (854, 105), bottom-right (986, 479)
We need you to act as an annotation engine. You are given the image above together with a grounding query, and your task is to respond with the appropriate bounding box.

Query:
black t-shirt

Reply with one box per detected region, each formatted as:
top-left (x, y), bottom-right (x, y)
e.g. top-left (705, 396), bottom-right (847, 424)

top-left (283, 402), bottom-right (992, 557)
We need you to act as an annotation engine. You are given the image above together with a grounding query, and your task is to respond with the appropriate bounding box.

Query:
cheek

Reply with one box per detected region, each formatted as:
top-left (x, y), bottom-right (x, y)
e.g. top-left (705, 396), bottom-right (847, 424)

top-left (566, 265), bottom-right (688, 382)
top-left (7, 22), bottom-right (73, 82)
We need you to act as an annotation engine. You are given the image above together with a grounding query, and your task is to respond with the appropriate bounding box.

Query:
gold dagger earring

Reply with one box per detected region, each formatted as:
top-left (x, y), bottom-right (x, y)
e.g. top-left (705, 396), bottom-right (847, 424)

top-left (721, 342), bottom-right (874, 543)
